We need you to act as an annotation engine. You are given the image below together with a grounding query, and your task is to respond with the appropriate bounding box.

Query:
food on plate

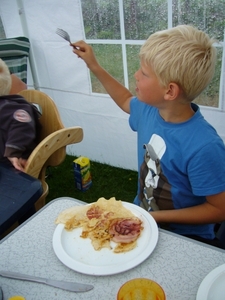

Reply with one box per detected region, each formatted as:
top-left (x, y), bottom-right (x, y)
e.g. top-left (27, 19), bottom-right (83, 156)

top-left (55, 197), bottom-right (144, 253)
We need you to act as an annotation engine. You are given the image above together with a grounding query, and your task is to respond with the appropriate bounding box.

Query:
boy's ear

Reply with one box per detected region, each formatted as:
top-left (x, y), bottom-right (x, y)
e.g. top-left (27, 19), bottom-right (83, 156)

top-left (164, 82), bottom-right (180, 101)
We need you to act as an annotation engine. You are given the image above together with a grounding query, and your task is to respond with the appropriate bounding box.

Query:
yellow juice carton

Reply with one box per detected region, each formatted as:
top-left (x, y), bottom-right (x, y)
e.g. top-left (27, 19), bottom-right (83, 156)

top-left (73, 156), bottom-right (92, 191)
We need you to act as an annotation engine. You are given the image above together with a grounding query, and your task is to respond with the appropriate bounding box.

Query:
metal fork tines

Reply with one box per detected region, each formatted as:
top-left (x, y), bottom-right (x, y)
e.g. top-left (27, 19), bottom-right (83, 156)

top-left (56, 28), bottom-right (72, 44)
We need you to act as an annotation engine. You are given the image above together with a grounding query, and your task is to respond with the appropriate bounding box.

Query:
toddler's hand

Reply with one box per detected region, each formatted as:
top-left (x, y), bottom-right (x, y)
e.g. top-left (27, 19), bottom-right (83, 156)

top-left (7, 157), bottom-right (27, 172)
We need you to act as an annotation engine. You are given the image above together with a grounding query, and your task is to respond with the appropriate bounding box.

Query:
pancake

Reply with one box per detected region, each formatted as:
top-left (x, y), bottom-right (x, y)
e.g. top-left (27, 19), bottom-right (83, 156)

top-left (55, 197), bottom-right (143, 253)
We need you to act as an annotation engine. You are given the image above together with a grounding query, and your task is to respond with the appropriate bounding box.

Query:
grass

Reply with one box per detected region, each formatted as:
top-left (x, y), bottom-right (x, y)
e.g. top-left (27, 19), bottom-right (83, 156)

top-left (45, 155), bottom-right (138, 205)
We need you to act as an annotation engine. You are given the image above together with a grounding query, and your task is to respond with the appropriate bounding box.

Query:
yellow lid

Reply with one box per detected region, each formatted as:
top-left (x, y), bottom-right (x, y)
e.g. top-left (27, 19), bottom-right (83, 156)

top-left (74, 156), bottom-right (90, 167)
top-left (8, 296), bottom-right (26, 300)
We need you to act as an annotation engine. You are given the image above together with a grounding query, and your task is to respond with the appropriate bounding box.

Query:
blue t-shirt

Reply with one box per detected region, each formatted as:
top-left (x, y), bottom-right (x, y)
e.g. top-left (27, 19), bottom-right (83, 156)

top-left (129, 97), bottom-right (225, 239)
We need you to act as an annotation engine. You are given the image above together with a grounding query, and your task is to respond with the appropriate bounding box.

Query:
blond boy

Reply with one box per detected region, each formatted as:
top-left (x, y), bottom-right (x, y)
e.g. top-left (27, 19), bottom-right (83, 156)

top-left (72, 25), bottom-right (225, 248)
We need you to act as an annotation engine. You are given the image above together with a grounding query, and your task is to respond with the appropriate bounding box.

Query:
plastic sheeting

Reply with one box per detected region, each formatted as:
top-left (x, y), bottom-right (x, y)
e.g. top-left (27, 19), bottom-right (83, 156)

top-left (0, 0), bottom-right (224, 171)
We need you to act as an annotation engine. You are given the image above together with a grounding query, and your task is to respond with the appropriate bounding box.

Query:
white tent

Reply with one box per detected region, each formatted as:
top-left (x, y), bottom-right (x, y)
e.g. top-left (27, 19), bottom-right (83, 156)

top-left (0, 0), bottom-right (224, 171)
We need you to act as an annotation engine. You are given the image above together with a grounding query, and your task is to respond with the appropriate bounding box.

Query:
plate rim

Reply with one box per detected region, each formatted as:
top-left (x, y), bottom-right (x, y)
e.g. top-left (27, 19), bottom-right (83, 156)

top-left (196, 263), bottom-right (225, 299)
top-left (52, 201), bottom-right (158, 275)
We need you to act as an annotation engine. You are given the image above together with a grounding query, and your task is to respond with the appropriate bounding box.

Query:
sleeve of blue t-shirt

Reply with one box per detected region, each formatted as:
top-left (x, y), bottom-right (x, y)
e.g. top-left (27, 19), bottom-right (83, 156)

top-left (129, 97), bottom-right (144, 131)
top-left (188, 141), bottom-right (225, 196)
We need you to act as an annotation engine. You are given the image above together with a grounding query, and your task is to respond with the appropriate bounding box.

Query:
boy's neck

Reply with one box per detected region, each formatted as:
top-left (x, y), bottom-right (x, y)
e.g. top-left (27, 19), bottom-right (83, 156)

top-left (158, 102), bottom-right (195, 123)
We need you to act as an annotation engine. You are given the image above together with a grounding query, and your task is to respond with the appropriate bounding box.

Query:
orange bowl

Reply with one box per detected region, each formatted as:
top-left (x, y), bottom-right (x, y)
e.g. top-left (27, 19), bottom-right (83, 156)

top-left (117, 278), bottom-right (166, 300)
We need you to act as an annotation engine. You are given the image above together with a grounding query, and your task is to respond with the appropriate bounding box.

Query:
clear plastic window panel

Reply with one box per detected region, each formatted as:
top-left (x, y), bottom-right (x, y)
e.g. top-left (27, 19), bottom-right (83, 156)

top-left (124, 0), bottom-right (168, 40)
top-left (172, 0), bottom-right (225, 41)
top-left (81, 0), bottom-right (121, 39)
top-left (90, 44), bottom-right (124, 93)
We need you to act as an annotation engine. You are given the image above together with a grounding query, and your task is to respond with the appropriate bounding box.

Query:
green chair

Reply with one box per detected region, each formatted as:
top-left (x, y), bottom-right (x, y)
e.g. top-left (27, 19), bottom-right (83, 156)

top-left (0, 36), bottom-right (30, 83)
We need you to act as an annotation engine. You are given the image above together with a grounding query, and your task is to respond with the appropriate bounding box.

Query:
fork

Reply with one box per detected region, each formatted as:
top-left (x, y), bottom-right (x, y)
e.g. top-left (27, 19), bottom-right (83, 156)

top-left (56, 28), bottom-right (73, 45)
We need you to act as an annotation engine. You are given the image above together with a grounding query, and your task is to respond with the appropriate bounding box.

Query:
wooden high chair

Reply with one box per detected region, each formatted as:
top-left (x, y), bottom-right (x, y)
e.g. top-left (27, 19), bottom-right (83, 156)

top-left (18, 90), bottom-right (83, 211)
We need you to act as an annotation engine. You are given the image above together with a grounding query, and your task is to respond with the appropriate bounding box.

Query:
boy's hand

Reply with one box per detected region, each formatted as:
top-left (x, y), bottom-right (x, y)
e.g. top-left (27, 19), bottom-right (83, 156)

top-left (71, 40), bottom-right (99, 71)
top-left (7, 157), bottom-right (27, 172)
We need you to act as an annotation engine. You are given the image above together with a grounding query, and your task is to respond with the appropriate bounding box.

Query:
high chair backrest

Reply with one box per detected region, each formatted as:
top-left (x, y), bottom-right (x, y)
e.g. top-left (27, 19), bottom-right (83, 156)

top-left (18, 89), bottom-right (66, 167)
top-left (17, 89), bottom-right (83, 210)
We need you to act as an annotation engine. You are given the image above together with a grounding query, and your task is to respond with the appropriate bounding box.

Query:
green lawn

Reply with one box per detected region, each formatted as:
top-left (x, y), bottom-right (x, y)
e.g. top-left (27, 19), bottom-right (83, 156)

top-left (46, 155), bottom-right (138, 205)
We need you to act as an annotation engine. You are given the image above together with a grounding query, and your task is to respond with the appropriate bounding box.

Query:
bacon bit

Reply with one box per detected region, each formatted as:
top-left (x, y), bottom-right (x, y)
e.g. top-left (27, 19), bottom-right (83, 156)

top-left (109, 218), bottom-right (143, 244)
top-left (86, 206), bottom-right (103, 219)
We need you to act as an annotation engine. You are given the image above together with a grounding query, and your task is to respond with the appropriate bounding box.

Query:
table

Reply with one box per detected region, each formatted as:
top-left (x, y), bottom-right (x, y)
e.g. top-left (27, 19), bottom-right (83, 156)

top-left (0, 162), bottom-right (43, 237)
top-left (0, 197), bottom-right (225, 300)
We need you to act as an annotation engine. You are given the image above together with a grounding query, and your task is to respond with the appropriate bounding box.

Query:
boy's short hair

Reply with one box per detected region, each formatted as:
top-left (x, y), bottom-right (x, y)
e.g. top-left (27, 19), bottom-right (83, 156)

top-left (139, 25), bottom-right (217, 101)
top-left (0, 58), bottom-right (12, 96)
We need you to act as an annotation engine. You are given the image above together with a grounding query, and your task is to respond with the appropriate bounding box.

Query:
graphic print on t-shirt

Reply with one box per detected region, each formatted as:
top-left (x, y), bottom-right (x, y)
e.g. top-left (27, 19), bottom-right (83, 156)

top-left (139, 134), bottom-right (173, 211)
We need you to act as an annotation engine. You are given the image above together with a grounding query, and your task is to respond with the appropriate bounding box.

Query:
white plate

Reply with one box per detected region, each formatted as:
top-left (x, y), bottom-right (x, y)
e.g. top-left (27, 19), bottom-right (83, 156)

top-left (196, 264), bottom-right (225, 300)
top-left (52, 202), bottom-right (158, 275)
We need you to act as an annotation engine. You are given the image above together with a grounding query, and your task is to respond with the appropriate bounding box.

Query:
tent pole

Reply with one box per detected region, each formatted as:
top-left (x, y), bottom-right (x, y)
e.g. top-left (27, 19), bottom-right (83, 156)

top-left (16, 0), bottom-right (39, 90)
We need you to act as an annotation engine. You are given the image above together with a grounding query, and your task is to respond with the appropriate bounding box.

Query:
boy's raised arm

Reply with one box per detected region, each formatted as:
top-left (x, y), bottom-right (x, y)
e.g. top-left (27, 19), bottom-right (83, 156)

top-left (71, 40), bottom-right (133, 114)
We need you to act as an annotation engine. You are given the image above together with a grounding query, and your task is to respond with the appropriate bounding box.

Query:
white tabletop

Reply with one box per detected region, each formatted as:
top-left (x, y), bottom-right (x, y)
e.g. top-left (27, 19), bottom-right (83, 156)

top-left (0, 197), bottom-right (225, 300)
